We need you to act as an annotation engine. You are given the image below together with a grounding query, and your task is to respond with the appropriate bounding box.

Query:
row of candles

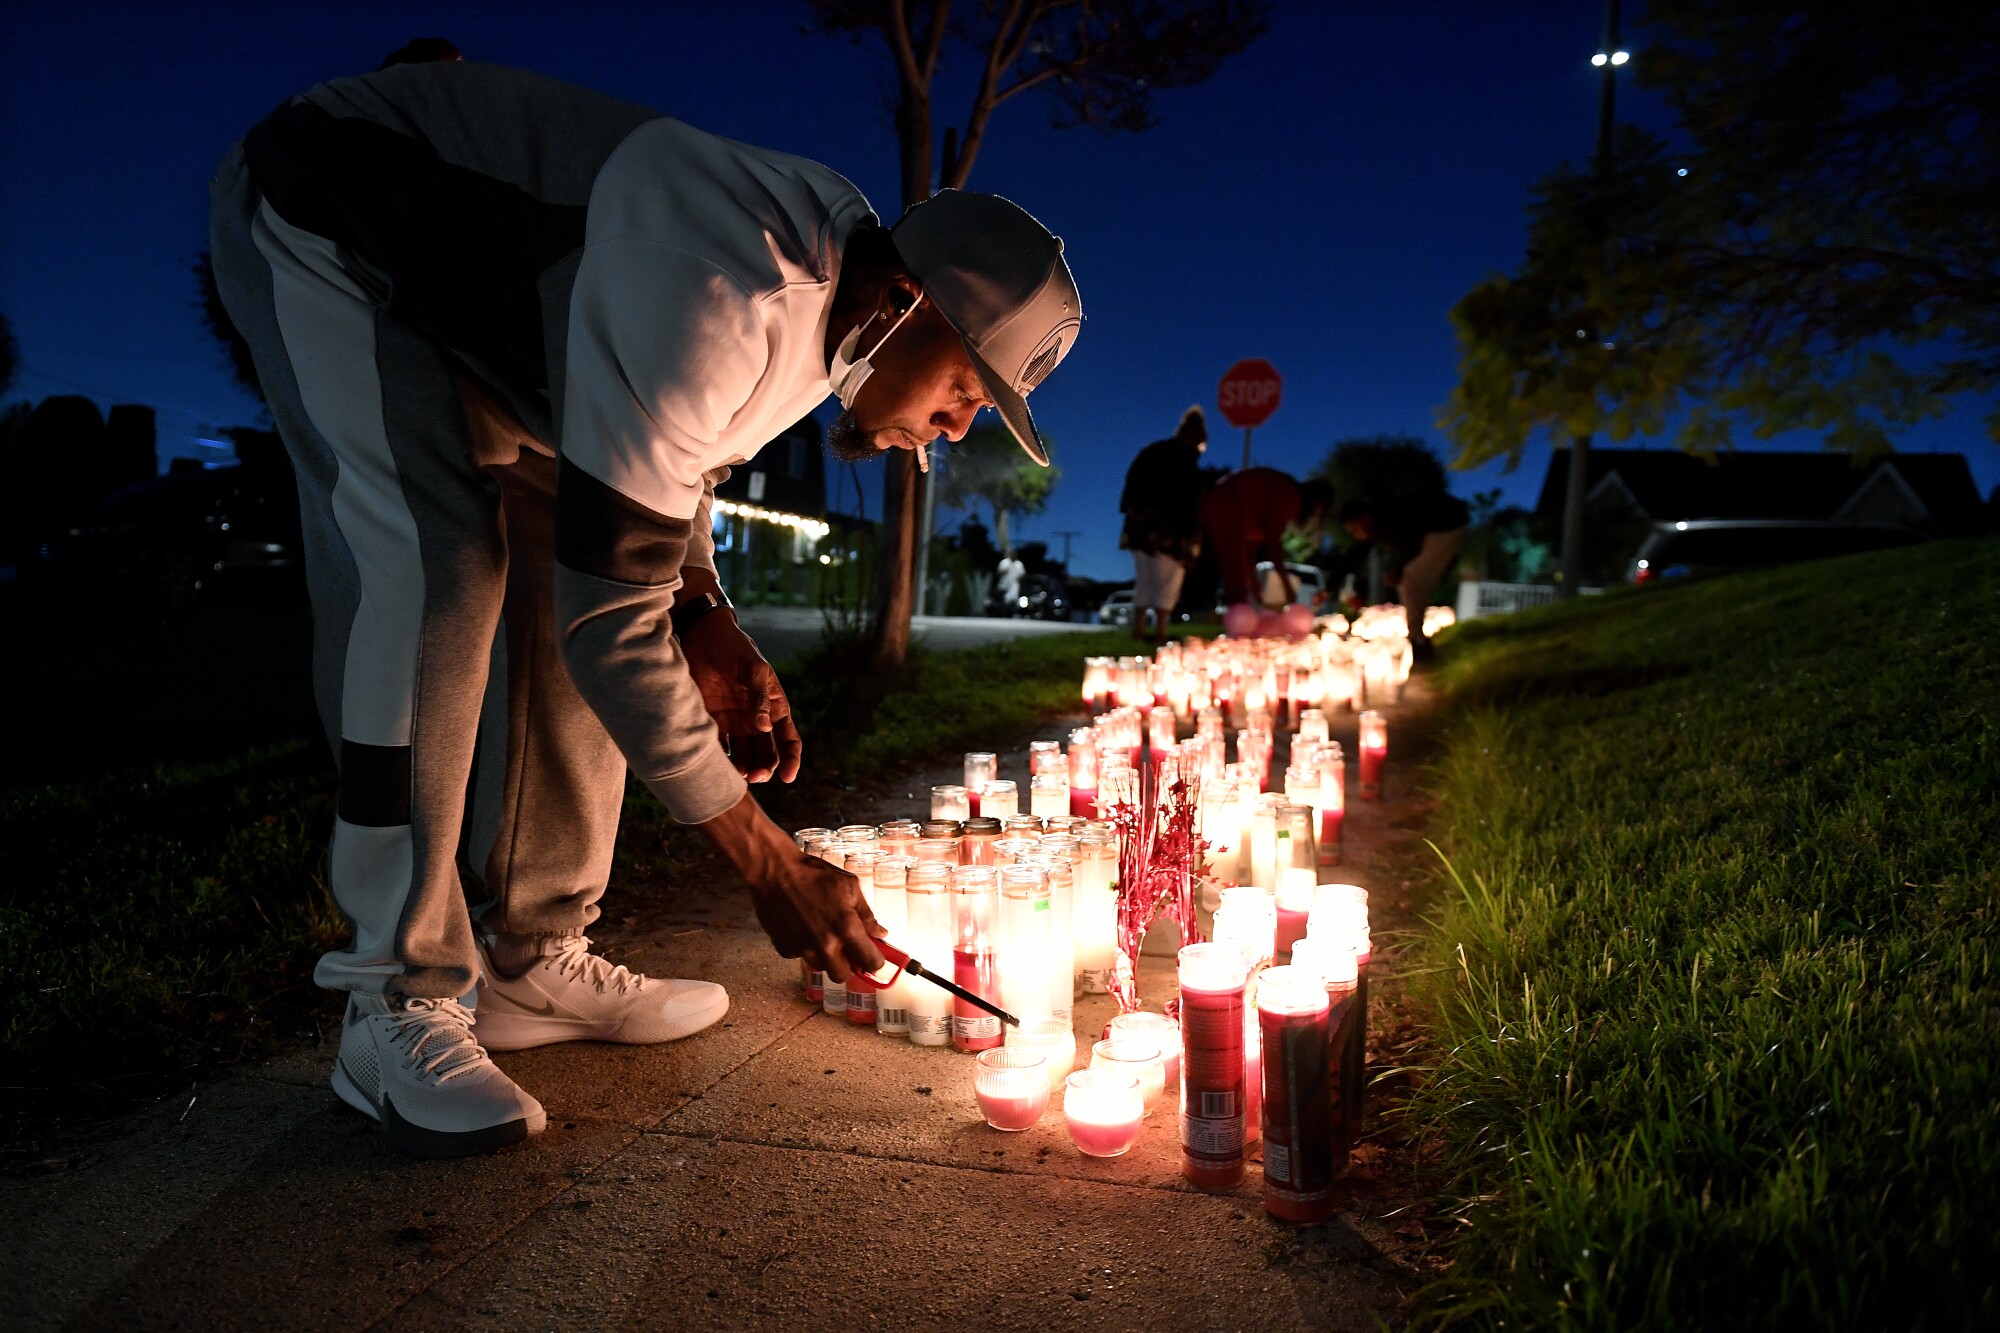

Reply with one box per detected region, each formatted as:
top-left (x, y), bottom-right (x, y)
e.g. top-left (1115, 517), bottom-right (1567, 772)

top-left (797, 716), bottom-right (1385, 1224)
top-left (795, 804), bottom-right (1373, 1225)
top-left (790, 611), bottom-right (1428, 1221)
top-left (1078, 615), bottom-right (1430, 725)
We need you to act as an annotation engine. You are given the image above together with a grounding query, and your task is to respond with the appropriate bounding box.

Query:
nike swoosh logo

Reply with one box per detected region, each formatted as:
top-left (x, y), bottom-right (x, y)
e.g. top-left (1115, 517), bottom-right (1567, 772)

top-left (485, 988), bottom-right (556, 1018)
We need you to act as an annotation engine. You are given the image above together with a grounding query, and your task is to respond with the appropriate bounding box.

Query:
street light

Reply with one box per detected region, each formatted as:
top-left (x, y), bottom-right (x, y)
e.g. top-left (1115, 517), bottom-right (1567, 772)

top-left (1591, 49), bottom-right (1630, 66)
top-left (1591, 51), bottom-right (1607, 66)
top-left (1611, 49), bottom-right (1630, 65)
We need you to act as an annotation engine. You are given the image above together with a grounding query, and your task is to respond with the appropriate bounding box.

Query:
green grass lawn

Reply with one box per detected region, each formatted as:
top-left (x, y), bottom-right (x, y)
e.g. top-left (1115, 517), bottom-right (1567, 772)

top-left (0, 615), bottom-right (1133, 1129)
top-left (1409, 537), bottom-right (2000, 1329)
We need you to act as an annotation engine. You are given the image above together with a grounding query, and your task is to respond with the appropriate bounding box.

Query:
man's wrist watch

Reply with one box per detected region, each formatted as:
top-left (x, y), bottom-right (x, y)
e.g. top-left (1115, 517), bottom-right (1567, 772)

top-left (670, 589), bottom-right (732, 639)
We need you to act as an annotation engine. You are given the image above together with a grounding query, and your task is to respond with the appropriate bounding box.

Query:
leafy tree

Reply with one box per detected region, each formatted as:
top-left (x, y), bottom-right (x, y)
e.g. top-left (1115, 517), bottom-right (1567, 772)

top-left (1311, 433), bottom-right (1449, 511)
top-left (1441, 0), bottom-right (2000, 469)
top-left (808, 0), bottom-right (1273, 665)
top-left (932, 419), bottom-right (1058, 555)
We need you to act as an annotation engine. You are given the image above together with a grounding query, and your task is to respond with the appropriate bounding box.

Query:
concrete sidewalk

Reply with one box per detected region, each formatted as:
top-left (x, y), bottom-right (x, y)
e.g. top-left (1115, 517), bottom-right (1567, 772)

top-left (8, 698), bottom-right (1440, 1331)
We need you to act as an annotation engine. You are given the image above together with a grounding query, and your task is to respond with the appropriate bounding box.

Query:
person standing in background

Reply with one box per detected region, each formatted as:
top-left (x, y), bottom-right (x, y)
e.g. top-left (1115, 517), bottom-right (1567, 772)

top-left (1198, 465), bottom-right (1331, 615)
top-left (1335, 490), bottom-right (1470, 660)
top-left (1118, 406), bottom-right (1207, 643)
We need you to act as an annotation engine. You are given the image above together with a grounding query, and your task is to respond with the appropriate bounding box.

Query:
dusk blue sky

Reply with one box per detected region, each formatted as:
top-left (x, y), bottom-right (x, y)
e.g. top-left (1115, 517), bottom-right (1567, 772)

top-left (4, 2), bottom-right (1992, 579)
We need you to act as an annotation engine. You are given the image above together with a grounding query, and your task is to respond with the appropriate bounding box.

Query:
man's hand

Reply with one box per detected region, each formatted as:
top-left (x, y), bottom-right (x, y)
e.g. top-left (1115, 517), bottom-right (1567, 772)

top-left (698, 793), bottom-right (884, 981)
top-left (681, 606), bottom-right (802, 783)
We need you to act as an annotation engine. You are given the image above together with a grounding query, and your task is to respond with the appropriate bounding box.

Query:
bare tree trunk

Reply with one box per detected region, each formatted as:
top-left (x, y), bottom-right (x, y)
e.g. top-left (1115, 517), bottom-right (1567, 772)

top-left (875, 452), bottom-right (921, 661)
top-left (994, 504), bottom-right (1010, 555)
top-left (869, 1), bottom-right (946, 669)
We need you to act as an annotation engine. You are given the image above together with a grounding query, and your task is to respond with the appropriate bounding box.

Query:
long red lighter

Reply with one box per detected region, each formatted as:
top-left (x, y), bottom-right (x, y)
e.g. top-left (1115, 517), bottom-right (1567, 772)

top-left (870, 940), bottom-right (1020, 1029)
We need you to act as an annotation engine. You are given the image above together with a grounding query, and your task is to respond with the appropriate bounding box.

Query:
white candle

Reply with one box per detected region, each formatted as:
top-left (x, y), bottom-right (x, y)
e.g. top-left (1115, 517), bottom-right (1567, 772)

top-left (902, 863), bottom-right (955, 1045)
top-left (1029, 773), bottom-right (1069, 820)
top-left (996, 865), bottom-right (1053, 1027)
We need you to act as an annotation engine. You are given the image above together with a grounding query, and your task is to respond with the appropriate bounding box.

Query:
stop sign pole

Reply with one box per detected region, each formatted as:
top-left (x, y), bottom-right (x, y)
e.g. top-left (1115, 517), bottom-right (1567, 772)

top-left (1217, 358), bottom-right (1282, 467)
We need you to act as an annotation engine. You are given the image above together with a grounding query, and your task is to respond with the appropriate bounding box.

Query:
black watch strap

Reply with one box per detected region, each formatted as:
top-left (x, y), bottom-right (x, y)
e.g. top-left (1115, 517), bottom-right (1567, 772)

top-left (670, 590), bottom-right (730, 639)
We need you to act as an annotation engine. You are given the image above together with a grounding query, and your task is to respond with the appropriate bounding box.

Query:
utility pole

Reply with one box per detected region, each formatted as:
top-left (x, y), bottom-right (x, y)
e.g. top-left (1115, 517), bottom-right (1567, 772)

top-left (1053, 530), bottom-right (1081, 571)
top-left (1559, 0), bottom-right (1622, 599)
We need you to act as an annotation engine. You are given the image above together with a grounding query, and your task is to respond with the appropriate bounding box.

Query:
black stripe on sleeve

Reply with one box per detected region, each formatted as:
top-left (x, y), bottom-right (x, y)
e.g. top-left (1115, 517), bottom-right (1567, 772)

top-left (339, 741), bottom-right (413, 827)
top-left (554, 455), bottom-right (692, 587)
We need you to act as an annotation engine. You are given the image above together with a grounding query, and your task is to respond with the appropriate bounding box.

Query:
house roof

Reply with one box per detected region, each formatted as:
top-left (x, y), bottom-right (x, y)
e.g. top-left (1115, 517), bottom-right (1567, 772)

top-left (1535, 448), bottom-right (1986, 534)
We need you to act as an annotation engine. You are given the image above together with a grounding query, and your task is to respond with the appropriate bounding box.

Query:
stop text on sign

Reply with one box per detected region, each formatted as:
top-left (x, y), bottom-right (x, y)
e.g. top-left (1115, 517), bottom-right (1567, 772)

top-left (1217, 358), bottom-right (1282, 428)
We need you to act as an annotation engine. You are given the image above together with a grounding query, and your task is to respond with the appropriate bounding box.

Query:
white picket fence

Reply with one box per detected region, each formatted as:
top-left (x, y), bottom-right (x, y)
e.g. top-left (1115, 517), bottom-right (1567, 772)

top-left (1456, 581), bottom-right (1559, 620)
top-left (1456, 581), bottom-right (1611, 620)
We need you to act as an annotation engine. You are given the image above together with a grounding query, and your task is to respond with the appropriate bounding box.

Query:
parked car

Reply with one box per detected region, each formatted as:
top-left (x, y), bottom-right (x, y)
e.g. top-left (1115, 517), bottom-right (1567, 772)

top-left (1096, 587), bottom-right (1134, 626)
top-left (1628, 519), bottom-right (1926, 585)
top-left (990, 571), bottom-right (1069, 620)
top-left (23, 458), bottom-right (304, 609)
top-left (1239, 561), bottom-right (1326, 610)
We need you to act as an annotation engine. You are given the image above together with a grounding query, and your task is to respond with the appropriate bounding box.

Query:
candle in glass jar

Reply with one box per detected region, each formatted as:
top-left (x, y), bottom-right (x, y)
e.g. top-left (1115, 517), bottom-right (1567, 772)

top-left (1107, 1010), bottom-right (1182, 1087)
top-left (964, 752), bottom-right (997, 815)
top-left (872, 856), bottom-right (914, 1037)
top-left (981, 779), bottom-right (1020, 820)
top-left (975, 1046), bottom-right (1050, 1131)
top-left (1073, 830), bottom-right (1119, 993)
top-left (949, 866), bottom-right (1003, 1052)
top-left (903, 862), bottom-right (955, 1046)
top-left (1276, 868), bottom-right (1316, 955)
top-left (843, 853), bottom-right (882, 1026)
top-left (1358, 710), bottom-right (1387, 801)
top-left (1063, 1069), bottom-right (1144, 1158)
top-left (996, 865), bottom-right (1054, 1028)
top-left (876, 818), bottom-right (921, 859)
top-left (961, 817), bottom-right (1003, 865)
top-left (1091, 1037), bottom-right (1166, 1111)
top-left (1029, 773), bottom-right (1069, 820)
top-left (1008, 1017), bottom-right (1077, 1092)
top-left (1178, 943), bottom-right (1251, 1189)
top-left (930, 784), bottom-right (971, 822)
top-left (1066, 728), bottom-right (1099, 818)
top-left (1257, 966), bottom-right (1338, 1224)
top-left (1029, 856), bottom-right (1077, 1027)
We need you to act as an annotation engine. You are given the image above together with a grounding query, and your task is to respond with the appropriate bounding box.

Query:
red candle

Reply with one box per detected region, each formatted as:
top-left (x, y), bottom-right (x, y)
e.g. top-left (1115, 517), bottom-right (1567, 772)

top-left (1319, 808), bottom-right (1344, 860)
top-left (1069, 787), bottom-right (1098, 819)
top-left (1358, 711), bottom-right (1387, 802)
top-left (1258, 967), bottom-right (1338, 1225)
top-left (1177, 943), bottom-right (1251, 1190)
top-left (951, 948), bottom-right (1003, 1052)
top-left (806, 969), bottom-right (825, 1005)
top-left (967, 788), bottom-right (983, 818)
top-left (1244, 998), bottom-right (1263, 1148)
top-left (844, 972), bottom-right (878, 1025)
top-left (1343, 945), bottom-right (1371, 1147)
top-left (951, 866), bottom-right (1004, 1053)
top-left (1358, 746), bottom-right (1386, 800)
top-left (1275, 905), bottom-right (1309, 956)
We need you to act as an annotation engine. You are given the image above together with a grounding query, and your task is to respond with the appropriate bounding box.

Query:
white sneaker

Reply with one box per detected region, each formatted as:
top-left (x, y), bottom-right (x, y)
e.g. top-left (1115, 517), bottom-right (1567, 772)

top-left (332, 993), bottom-right (546, 1157)
top-left (473, 934), bottom-right (730, 1051)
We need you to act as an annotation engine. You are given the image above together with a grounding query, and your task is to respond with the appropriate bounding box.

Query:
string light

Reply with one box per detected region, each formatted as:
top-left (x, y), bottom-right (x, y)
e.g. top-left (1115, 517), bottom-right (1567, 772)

top-left (713, 499), bottom-right (831, 540)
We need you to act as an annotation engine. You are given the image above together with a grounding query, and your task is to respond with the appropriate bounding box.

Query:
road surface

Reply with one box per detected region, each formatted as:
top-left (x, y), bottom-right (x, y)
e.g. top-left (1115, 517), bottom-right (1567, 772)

top-left (733, 606), bottom-right (1103, 664)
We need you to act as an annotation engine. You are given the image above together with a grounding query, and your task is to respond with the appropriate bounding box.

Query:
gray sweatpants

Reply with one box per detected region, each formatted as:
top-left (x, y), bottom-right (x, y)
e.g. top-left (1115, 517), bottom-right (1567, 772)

top-left (210, 146), bottom-right (627, 998)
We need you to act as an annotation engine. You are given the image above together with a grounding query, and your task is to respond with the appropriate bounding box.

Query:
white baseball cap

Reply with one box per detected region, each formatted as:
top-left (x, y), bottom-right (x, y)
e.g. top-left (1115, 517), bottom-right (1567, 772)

top-left (891, 189), bottom-right (1081, 466)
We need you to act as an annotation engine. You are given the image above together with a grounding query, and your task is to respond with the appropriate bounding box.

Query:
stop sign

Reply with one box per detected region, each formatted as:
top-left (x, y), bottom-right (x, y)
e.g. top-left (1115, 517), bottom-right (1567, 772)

top-left (1217, 358), bottom-right (1282, 428)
